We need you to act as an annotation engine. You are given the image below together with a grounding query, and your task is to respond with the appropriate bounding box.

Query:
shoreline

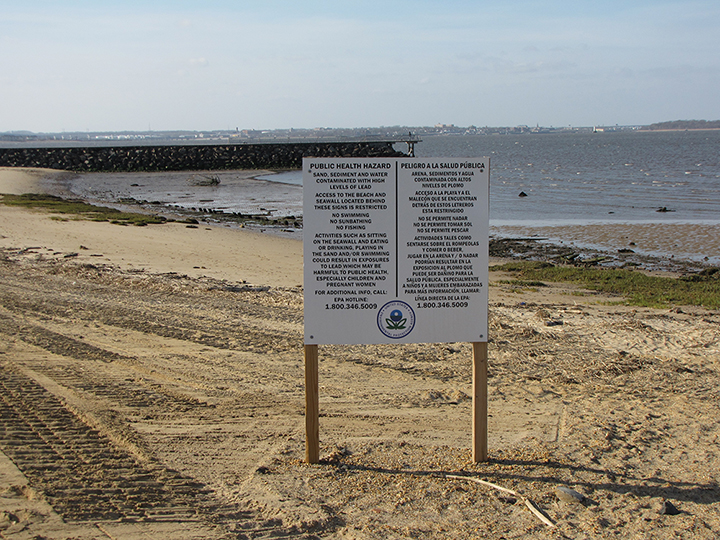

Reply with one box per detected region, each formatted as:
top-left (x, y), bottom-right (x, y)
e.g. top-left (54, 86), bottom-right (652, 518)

top-left (489, 222), bottom-right (720, 272)
top-left (2, 167), bottom-right (716, 277)
top-left (0, 168), bottom-right (303, 287)
top-left (635, 127), bottom-right (720, 132)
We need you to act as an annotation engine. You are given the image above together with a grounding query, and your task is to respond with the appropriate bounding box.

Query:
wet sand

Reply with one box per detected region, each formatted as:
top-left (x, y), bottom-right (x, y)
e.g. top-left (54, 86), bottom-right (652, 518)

top-left (493, 222), bottom-right (720, 266)
top-left (0, 168), bottom-right (303, 287)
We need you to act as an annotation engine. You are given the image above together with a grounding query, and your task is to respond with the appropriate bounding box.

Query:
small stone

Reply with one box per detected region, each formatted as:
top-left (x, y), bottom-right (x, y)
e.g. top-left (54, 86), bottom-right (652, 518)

top-left (0, 511), bottom-right (19, 524)
top-left (256, 466), bottom-right (270, 474)
top-left (555, 486), bottom-right (586, 504)
top-left (659, 500), bottom-right (680, 515)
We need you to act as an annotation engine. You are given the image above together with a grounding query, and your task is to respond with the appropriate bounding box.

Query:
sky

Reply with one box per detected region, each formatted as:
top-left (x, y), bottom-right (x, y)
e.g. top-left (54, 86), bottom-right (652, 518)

top-left (1, 0), bottom-right (719, 132)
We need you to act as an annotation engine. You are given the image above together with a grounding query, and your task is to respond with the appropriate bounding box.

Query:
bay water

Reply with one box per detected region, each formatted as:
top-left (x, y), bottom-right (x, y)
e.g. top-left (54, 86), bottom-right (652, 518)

top-left (262, 130), bottom-right (719, 225)
top-left (66, 130), bottom-right (720, 263)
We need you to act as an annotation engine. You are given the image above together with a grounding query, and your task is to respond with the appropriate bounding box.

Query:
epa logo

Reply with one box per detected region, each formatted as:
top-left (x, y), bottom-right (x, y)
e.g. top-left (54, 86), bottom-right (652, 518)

top-left (377, 301), bottom-right (416, 339)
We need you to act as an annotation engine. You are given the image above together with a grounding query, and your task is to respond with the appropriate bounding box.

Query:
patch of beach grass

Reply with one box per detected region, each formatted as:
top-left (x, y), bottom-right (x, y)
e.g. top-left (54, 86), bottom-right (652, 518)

top-left (496, 279), bottom-right (548, 287)
top-left (491, 261), bottom-right (720, 309)
top-left (0, 193), bottom-right (168, 226)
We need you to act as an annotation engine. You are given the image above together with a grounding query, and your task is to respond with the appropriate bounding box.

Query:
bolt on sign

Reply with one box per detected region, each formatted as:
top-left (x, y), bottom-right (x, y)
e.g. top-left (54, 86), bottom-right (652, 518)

top-left (303, 157), bottom-right (489, 345)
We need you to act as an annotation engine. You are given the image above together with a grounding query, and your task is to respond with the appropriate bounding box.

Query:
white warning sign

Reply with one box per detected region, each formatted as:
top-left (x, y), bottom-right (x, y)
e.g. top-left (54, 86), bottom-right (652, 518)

top-left (303, 157), bottom-right (489, 345)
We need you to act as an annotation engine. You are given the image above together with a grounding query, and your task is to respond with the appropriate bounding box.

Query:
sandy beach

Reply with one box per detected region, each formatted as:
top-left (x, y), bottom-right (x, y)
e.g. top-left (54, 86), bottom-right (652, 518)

top-left (0, 168), bottom-right (303, 288)
top-left (1, 168), bottom-right (719, 539)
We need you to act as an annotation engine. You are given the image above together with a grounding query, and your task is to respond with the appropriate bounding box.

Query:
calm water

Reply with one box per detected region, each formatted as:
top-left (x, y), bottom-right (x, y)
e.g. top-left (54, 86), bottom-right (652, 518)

top-left (418, 131), bottom-right (720, 226)
top-left (65, 131), bottom-right (719, 260)
top-left (260, 130), bottom-right (720, 225)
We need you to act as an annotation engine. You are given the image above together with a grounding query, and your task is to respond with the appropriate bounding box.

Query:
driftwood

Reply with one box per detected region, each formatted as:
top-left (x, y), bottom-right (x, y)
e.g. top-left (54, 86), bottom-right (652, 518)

top-left (446, 474), bottom-right (556, 528)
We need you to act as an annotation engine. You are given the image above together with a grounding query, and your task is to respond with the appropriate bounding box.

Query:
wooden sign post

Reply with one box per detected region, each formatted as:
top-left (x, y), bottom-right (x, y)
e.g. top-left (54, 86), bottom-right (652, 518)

top-left (472, 341), bottom-right (488, 462)
top-left (303, 157), bottom-right (490, 464)
top-left (304, 344), bottom-right (320, 463)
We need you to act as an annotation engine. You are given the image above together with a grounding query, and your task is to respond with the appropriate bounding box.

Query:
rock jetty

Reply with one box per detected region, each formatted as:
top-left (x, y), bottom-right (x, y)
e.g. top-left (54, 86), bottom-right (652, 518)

top-left (0, 141), bottom-right (405, 172)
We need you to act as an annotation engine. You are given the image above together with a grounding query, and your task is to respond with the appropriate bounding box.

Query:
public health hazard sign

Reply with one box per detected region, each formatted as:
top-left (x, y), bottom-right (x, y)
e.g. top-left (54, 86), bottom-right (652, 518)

top-left (303, 157), bottom-right (489, 345)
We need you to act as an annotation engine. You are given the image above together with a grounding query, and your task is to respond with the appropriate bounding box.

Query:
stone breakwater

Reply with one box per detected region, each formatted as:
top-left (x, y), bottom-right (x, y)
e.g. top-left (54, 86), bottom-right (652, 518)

top-left (0, 141), bottom-right (405, 172)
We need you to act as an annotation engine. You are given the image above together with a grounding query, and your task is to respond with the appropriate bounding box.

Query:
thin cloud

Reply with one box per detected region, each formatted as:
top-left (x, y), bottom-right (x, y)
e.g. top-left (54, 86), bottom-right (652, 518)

top-left (1, 0), bottom-right (718, 131)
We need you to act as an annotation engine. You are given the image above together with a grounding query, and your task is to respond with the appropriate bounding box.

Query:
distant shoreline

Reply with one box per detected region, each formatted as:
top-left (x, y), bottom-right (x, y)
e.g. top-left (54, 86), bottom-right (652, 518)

top-left (636, 127), bottom-right (720, 132)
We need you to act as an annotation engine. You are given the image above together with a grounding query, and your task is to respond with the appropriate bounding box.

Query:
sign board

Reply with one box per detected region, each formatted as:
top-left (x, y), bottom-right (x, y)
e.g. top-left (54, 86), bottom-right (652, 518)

top-left (303, 157), bottom-right (488, 345)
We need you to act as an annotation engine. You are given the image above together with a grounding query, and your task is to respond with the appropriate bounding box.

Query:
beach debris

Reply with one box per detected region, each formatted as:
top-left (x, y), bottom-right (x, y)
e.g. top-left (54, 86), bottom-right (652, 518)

top-left (618, 248), bottom-right (635, 254)
top-left (118, 196), bottom-right (141, 205)
top-left (580, 256), bottom-right (610, 266)
top-left (425, 390), bottom-right (450, 402)
top-left (659, 500), bottom-right (680, 515)
top-left (558, 252), bottom-right (580, 263)
top-left (545, 319), bottom-right (564, 327)
top-left (555, 486), bottom-right (586, 504)
top-left (446, 475), bottom-right (555, 527)
top-left (188, 174), bottom-right (221, 186)
top-left (211, 284), bottom-right (271, 293)
top-left (321, 445), bottom-right (350, 463)
top-left (449, 389), bottom-right (471, 403)
top-left (0, 511), bottom-right (20, 526)
top-left (518, 191), bottom-right (528, 197)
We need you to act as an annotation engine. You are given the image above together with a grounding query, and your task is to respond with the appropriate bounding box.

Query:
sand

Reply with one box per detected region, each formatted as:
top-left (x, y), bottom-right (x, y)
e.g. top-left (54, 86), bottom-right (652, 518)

top-left (1, 168), bottom-right (719, 539)
top-left (0, 168), bottom-right (303, 288)
top-left (0, 167), bottom-right (54, 195)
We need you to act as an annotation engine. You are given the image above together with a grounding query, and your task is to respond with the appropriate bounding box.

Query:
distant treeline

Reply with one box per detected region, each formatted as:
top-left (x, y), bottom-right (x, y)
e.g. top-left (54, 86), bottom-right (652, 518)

top-left (644, 120), bottom-right (720, 131)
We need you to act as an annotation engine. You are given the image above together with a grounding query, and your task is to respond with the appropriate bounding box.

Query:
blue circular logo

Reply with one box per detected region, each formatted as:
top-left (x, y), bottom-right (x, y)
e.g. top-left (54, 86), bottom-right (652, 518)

top-left (377, 301), bottom-right (416, 339)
